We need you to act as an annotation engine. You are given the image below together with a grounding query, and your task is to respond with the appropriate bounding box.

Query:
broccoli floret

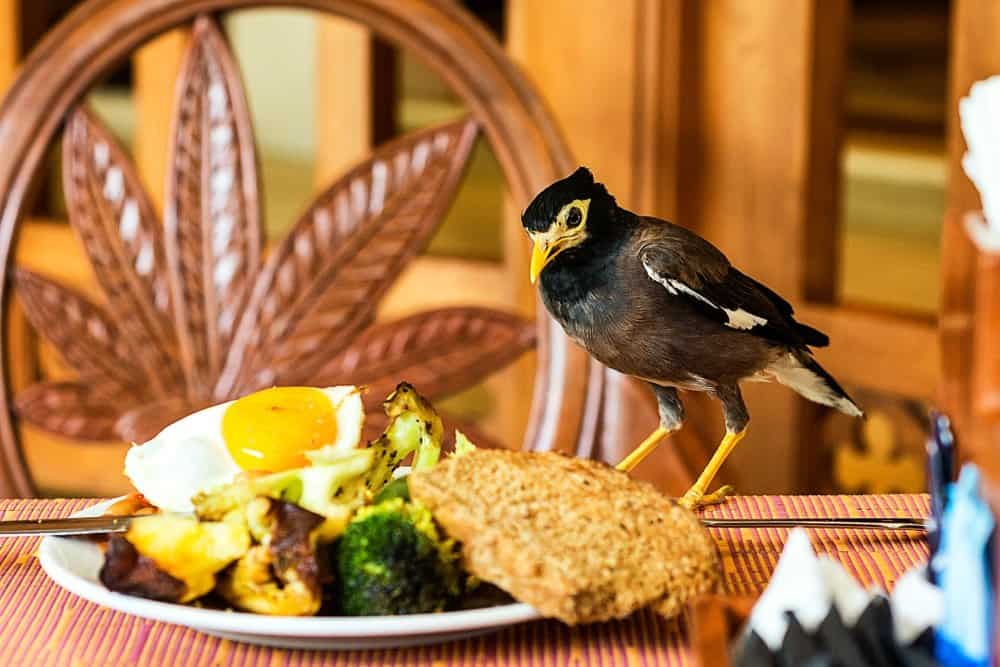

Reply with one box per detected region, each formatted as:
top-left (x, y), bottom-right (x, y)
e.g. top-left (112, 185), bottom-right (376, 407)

top-left (334, 498), bottom-right (460, 615)
top-left (372, 476), bottom-right (411, 504)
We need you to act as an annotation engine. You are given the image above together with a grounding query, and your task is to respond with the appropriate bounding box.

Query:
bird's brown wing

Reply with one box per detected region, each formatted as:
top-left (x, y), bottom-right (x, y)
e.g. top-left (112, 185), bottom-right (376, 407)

top-left (637, 219), bottom-right (828, 347)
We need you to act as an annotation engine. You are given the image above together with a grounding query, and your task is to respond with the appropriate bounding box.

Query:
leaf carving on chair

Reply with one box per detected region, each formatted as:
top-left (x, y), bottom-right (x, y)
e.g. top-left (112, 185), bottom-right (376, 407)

top-left (115, 397), bottom-right (211, 444)
top-left (14, 269), bottom-right (153, 400)
top-left (62, 108), bottom-right (180, 396)
top-left (14, 14), bottom-right (535, 449)
top-left (219, 118), bottom-right (479, 395)
top-left (164, 16), bottom-right (262, 398)
top-left (315, 307), bottom-right (536, 406)
top-left (15, 382), bottom-right (127, 441)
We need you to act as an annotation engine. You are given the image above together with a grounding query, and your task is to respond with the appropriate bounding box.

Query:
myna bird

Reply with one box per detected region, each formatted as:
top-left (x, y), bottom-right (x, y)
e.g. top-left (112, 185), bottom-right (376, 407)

top-left (522, 167), bottom-right (862, 509)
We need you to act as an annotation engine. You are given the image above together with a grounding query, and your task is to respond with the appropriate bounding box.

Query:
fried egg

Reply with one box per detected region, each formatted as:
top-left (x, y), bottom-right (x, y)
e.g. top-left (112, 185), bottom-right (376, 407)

top-left (124, 386), bottom-right (364, 513)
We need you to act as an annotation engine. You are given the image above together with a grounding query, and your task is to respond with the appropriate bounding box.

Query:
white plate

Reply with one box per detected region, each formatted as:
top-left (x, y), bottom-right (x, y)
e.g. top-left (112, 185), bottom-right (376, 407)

top-left (39, 498), bottom-right (541, 650)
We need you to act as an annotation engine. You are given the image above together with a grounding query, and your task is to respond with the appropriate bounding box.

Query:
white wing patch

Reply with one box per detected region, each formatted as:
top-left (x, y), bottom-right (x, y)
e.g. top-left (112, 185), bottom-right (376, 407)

top-left (642, 259), bottom-right (767, 331)
top-left (722, 306), bottom-right (768, 331)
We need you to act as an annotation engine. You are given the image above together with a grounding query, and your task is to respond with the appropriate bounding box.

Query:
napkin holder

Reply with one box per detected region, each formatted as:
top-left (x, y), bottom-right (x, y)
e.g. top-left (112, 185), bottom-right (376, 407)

top-left (689, 594), bottom-right (757, 667)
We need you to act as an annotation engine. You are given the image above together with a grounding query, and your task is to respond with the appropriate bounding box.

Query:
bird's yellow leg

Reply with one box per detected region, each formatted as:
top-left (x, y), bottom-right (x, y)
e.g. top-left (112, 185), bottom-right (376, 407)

top-left (679, 428), bottom-right (747, 509)
top-left (615, 426), bottom-right (672, 472)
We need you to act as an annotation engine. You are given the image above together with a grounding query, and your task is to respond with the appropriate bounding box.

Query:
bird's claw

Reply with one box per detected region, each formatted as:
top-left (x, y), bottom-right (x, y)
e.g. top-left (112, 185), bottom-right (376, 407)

top-left (678, 484), bottom-right (735, 510)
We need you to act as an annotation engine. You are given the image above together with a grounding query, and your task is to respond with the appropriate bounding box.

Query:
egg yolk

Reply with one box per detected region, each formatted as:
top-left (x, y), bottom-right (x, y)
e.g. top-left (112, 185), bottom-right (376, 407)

top-left (222, 387), bottom-right (338, 471)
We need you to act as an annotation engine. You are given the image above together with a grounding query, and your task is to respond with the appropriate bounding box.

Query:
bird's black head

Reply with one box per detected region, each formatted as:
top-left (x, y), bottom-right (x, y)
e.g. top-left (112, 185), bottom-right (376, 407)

top-left (521, 167), bottom-right (620, 284)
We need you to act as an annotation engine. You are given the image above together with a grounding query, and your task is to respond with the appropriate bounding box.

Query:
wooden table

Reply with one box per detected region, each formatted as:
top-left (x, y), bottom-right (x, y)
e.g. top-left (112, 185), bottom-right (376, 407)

top-left (0, 495), bottom-right (929, 666)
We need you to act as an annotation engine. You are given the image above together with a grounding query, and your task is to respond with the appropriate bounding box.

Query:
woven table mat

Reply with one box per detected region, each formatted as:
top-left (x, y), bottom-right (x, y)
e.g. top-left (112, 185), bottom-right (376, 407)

top-left (0, 495), bottom-right (928, 666)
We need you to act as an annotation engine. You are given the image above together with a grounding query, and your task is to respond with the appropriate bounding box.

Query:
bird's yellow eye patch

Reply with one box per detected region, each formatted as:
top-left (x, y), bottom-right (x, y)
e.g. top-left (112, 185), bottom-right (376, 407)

top-left (222, 387), bottom-right (338, 471)
top-left (557, 198), bottom-right (590, 231)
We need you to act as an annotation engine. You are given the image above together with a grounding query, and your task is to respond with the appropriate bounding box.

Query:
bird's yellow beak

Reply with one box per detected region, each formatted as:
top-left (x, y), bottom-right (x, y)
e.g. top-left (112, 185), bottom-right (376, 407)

top-left (529, 239), bottom-right (552, 284)
top-left (528, 200), bottom-right (590, 284)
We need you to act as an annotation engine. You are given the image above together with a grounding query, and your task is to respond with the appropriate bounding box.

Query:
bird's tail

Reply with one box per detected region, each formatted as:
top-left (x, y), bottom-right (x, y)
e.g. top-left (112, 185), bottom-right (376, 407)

top-left (767, 350), bottom-right (863, 417)
top-left (794, 322), bottom-right (829, 347)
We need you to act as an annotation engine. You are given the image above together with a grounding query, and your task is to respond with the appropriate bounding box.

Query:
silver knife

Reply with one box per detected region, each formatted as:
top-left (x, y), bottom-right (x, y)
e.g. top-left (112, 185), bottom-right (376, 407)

top-left (0, 515), bottom-right (133, 536)
top-left (0, 514), bottom-right (926, 537)
top-left (701, 517), bottom-right (926, 531)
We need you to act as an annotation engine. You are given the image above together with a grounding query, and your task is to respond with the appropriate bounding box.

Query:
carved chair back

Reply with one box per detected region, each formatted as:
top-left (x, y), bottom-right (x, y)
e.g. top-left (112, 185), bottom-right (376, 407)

top-left (0, 0), bottom-right (603, 496)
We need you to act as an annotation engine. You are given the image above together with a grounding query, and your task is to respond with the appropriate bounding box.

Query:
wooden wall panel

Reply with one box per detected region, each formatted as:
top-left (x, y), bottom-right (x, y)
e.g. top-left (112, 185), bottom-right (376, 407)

top-left (799, 305), bottom-right (938, 399)
top-left (133, 30), bottom-right (188, 209)
top-left (507, 0), bottom-right (687, 213)
top-left (942, 0), bottom-right (1000, 461)
top-left (507, 1), bottom-right (641, 198)
top-left (510, 0), bottom-right (855, 493)
top-left (508, 0), bottom-right (697, 493)
top-left (0, 0), bottom-right (17, 95)
top-left (315, 18), bottom-right (373, 186)
top-left (680, 0), bottom-right (850, 492)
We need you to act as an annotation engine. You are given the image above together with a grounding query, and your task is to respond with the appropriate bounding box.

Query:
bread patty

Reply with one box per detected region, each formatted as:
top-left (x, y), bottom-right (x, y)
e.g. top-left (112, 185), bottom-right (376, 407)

top-left (408, 449), bottom-right (720, 624)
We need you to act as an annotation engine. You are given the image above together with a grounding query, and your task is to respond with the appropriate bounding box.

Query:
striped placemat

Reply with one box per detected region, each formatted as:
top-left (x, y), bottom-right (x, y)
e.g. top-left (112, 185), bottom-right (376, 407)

top-left (0, 495), bottom-right (929, 666)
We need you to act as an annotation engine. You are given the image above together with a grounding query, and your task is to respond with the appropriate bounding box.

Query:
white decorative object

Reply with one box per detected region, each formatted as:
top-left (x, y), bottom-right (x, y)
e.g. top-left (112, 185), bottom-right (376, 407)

top-left (960, 75), bottom-right (1000, 252)
top-left (747, 528), bottom-right (940, 650)
top-left (891, 567), bottom-right (944, 645)
top-left (748, 528), bottom-right (831, 649)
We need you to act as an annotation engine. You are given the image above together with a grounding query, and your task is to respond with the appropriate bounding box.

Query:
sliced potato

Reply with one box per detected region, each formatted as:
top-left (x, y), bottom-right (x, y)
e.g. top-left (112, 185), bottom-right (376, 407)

top-left (123, 512), bottom-right (250, 602)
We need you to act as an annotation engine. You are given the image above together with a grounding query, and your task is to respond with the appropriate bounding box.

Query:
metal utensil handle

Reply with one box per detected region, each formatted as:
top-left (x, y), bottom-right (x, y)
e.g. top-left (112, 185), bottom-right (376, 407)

top-left (0, 516), bottom-right (132, 536)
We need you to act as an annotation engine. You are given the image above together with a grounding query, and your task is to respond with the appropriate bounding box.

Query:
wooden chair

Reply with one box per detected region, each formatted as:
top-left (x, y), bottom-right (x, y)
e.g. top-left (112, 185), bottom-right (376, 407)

top-left (0, 0), bottom-right (634, 498)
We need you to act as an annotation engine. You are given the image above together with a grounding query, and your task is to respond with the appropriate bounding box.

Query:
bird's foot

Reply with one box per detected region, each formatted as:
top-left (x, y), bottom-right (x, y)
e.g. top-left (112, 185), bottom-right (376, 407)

top-left (678, 484), bottom-right (735, 510)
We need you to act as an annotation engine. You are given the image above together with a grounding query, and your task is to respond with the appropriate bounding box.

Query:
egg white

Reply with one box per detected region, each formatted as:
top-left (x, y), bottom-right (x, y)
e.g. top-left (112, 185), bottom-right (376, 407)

top-left (124, 386), bottom-right (365, 513)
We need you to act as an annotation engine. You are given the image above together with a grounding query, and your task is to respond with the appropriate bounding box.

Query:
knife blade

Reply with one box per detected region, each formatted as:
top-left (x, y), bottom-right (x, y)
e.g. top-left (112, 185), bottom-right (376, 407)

top-left (700, 517), bottom-right (926, 531)
top-left (0, 514), bottom-right (926, 537)
top-left (0, 515), bottom-right (133, 536)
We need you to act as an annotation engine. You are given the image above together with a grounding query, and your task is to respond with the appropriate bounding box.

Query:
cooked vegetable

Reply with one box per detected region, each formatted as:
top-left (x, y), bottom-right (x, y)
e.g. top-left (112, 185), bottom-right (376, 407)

top-left (103, 384), bottom-right (471, 616)
top-left (370, 425), bottom-right (479, 506)
top-left (100, 534), bottom-right (187, 602)
top-left (217, 497), bottom-right (328, 616)
top-left (103, 512), bottom-right (250, 603)
top-left (334, 497), bottom-right (461, 615)
top-left (394, 385), bottom-right (443, 472)
top-left (453, 431), bottom-right (477, 457)
top-left (372, 476), bottom-right (411, 504)
top-left (193, 450), bottom-right (373, 542)
top-left (309, 382), bottom-right (444, 485)
top-left (194, 383), bottom-right (445, 543)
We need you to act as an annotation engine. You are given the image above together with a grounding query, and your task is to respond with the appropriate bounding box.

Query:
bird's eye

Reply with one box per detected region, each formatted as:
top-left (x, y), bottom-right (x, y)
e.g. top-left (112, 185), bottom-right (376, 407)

top-left (566, 206), bottom-right (582, 228)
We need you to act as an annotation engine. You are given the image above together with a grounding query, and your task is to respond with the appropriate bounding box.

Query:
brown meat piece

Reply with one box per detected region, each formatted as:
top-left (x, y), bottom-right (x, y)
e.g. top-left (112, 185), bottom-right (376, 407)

top-left (408, 449), bottom-right (720, 624)
top-left (100, 534), bottom-right (186, 602)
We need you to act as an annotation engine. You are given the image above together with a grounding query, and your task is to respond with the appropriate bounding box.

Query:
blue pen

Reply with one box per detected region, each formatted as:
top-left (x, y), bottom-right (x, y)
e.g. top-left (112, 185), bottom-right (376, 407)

top-left (927, 412), bottom-right (955, 570)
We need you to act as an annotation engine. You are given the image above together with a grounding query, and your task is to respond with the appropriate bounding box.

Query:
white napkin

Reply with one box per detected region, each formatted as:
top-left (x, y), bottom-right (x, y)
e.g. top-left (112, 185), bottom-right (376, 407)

top-left (747, 527), bottom-right (942, 650)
